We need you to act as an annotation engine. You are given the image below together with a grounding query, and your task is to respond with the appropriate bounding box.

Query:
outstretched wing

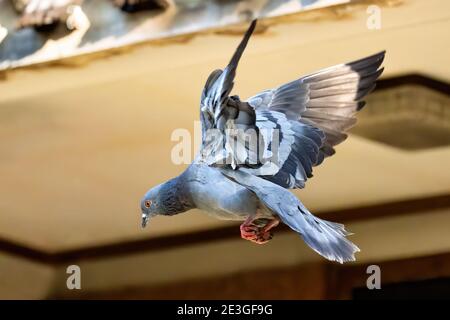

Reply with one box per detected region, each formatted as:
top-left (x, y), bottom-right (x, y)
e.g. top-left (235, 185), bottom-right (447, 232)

top-left (198, 19), bottom-right (385, 189)
top-left (200, 19), bottom-right (273, 170)
top-left (242, 51), bottom-right (385, 188)
top-left (248, 51), bottom-right (385, 164)
top-left (200, 19), bottom-right (257, 138)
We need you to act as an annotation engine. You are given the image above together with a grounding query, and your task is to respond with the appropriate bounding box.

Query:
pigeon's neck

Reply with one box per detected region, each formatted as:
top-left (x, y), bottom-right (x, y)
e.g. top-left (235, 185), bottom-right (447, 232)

top-left (158, 175), bottom-right (194, 216)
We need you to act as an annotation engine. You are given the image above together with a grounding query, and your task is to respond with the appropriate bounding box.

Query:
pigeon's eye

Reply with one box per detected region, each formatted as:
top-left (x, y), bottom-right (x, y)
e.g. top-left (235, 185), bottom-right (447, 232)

top-left (144, 200), bottom-right (152, 208)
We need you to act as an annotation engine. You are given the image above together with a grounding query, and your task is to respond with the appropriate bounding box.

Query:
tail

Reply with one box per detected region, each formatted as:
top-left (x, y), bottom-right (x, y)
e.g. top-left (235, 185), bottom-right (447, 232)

top-left (220, 168), bottom-right (359, 263)
top-left (282, 201), bottom-right (360, 264)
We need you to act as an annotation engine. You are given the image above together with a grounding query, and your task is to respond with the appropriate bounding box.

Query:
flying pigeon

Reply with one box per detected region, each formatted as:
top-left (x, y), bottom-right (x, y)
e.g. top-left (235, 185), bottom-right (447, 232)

top-left (141, 19), bottom-right (385, 263)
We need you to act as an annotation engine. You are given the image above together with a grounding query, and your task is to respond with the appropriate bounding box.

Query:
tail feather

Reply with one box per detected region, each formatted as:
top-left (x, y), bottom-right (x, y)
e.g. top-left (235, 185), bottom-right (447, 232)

top-left (283, 202), bottom-right (360, 263)
top-left (220, 168), bottom-right (359, 263)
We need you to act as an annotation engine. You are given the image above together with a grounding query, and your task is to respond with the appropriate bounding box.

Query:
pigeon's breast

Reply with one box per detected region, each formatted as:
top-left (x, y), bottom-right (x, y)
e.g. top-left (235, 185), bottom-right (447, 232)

top-left (185, 164), bottom-right (260, 220)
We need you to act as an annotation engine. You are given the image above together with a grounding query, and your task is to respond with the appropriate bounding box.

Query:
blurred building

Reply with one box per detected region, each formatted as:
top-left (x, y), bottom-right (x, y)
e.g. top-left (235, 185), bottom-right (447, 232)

top-left (0, 0), bottom-right (449, 299)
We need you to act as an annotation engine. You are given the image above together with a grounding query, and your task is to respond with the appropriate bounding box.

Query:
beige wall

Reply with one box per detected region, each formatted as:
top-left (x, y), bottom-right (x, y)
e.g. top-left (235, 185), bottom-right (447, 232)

top-left (2, 207), bottom-right (449, 299)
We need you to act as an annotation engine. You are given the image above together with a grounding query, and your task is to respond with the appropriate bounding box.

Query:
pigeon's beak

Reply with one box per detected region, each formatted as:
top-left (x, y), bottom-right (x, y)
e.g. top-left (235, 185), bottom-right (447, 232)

top-left (141, 212), bottom-right (150, 228)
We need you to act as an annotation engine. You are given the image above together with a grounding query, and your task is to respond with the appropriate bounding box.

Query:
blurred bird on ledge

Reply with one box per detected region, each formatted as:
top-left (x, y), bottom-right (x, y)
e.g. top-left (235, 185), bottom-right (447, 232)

top-left (10, 0), bottom-right (168, 31)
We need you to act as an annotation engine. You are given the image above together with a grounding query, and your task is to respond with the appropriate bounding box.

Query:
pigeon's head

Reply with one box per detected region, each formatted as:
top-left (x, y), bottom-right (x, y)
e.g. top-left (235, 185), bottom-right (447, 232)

top-left (140, 182), bottom-right (165, 228)
top-left (140, 177), bottom-right (193, 228)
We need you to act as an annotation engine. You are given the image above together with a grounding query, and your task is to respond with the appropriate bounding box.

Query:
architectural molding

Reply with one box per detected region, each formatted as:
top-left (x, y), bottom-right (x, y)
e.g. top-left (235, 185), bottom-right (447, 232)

top-left (0, 193), bottom-right (449, 266)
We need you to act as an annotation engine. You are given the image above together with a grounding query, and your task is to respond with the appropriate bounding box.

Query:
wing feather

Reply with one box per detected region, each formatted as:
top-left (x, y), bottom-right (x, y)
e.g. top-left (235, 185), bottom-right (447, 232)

top-left (246, 51), bottom-right (385, 184)
top-left (198, 19), bottom-right (384, 189)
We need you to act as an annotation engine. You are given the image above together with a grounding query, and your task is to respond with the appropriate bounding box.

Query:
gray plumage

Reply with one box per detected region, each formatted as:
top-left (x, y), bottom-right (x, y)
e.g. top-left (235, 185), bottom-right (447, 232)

top-left (221, 169), bottom-right (359, 263)
top-left (141, 19), bottom-right (385, 263)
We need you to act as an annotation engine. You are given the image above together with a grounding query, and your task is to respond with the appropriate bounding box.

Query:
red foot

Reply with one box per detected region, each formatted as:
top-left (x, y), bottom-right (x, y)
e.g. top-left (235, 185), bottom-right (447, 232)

top-left (240, 224), bottom-right (260, 242)
top-left (239, 217), bottom-right (280, 245)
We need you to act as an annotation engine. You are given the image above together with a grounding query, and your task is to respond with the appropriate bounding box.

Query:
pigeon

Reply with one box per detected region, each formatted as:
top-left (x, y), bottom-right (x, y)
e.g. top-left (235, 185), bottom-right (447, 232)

top-left (141, 19), bottom-right (385, 263)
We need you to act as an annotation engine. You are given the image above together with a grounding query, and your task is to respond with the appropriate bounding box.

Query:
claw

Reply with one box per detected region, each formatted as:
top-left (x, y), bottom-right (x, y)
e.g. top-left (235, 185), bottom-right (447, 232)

top-left (240, 224), bottom-right (258, 241)
top-left (240, 216), bottom-right (280, 245)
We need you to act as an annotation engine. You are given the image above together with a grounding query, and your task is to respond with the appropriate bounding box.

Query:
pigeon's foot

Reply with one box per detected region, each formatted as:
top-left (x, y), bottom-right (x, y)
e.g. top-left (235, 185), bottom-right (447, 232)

top-left (240, 216), bottom-right (280, 245)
